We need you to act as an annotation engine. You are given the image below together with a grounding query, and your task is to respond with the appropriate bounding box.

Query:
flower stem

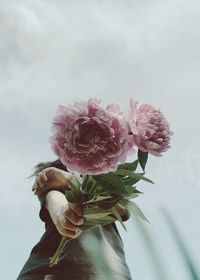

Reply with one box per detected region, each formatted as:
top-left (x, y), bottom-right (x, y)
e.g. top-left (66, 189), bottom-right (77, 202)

top-left (49, 236), bottom-right (72, 267)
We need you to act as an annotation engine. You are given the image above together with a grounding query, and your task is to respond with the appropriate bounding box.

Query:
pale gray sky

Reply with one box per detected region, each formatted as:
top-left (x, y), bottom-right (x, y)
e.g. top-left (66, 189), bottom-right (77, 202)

top-left (1, 0), bottom-right (200, 279)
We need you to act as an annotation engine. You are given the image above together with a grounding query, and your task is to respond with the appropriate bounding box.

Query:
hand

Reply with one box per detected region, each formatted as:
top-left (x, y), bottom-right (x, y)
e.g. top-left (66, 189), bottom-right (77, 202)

top-left (46, 190), bottom-right (84, 239)
top-left (115, 203), bottom-right (128, 220)
top-left (32, 167), bottom-right (73, 195)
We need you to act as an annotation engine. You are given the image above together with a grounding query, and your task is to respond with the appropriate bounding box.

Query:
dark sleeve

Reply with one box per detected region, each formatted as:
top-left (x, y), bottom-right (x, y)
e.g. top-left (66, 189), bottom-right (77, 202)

top-left (37, 188), bottom-right (66, 222)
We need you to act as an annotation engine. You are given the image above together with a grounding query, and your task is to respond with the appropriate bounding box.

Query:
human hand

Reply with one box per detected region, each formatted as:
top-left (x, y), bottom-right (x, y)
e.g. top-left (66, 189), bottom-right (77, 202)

top-left (32, 167), bottom-right (73, 195)
top-left (115, 203), bottom-right (126, 217)
top-left (46, 190), bottom-right (84, 239)
top-left (115, 203), bottom-right (130, 221)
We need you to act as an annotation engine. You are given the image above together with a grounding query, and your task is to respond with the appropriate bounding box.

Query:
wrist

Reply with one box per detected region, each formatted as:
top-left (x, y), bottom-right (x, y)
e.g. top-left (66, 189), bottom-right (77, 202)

top-left (46, 190), bottom-right (67, 212)
top-left (45, 190), bottom-right (68, 225)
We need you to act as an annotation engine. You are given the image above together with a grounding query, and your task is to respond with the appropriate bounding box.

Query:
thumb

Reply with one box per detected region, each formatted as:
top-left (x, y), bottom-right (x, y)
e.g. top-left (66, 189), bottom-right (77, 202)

top-left (66, 172), bottom-right (74, 181)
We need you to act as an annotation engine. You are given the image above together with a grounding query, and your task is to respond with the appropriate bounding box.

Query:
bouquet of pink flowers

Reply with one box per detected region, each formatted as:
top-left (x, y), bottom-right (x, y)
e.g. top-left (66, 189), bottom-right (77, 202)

top-left (48, 98), bottom-right (173, 266)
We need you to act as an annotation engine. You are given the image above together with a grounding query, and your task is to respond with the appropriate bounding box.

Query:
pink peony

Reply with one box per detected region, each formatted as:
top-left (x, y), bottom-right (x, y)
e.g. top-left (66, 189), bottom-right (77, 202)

top-left (126, 98), bottom-right (173, 156)
top-left (49, 98), bottom-right (132, 175)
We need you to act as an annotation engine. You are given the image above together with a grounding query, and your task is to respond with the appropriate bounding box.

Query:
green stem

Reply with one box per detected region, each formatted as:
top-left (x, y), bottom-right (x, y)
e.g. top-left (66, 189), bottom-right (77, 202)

top-left (49, 236), bottom-right (72, 267)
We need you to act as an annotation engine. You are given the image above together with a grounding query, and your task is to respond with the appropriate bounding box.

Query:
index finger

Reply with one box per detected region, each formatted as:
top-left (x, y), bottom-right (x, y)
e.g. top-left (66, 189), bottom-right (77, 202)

top-left (68, 202), bottom-right (83, 217)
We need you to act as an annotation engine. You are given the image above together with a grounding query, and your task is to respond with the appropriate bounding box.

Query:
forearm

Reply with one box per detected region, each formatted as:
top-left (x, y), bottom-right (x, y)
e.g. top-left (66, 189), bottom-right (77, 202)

top-left (45, 190), bottom-right (68, 224)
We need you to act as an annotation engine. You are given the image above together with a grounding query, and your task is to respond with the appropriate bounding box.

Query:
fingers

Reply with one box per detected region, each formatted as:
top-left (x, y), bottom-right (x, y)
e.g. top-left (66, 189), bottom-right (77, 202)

top-left (69, 202), bottom-right (83, 217)
top-left (37, 172), bottom-right (48, 188)
top-left (64, 207), bottom-right (84, 226)
top-left (55, 170), bottom-right (74, 188)
top-left (31, 167), bottom-right (73, 195)
top-left (60, 218), bottom-right (79, 232)
top-left (55, 203), bottom-right (84, 239)
top-left (57, 214), bottom-right (83, 239)
top-left (57, 224), bottom-right (82, 239)
top-left (32, 173), bottom-right (47, 194)
top-left (61, 170), bottom-right (74, 181)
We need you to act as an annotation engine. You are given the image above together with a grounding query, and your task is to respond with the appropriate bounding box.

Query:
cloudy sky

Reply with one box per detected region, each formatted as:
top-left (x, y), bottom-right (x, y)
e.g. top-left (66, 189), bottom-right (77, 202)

top-left (1, 0), bottom-right (200, 279)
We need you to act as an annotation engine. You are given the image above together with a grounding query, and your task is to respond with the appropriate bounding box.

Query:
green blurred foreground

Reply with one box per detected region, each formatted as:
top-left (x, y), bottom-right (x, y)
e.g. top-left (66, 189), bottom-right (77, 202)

top-left (82, 207), bottom-right (200, 280)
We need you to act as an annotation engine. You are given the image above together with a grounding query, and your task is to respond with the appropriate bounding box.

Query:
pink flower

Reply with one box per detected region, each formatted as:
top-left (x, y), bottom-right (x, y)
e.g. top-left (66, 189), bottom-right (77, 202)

top-left (49, 98), bottom-right (131, 174)
top-left (126, 98), bottom-right (173, 156)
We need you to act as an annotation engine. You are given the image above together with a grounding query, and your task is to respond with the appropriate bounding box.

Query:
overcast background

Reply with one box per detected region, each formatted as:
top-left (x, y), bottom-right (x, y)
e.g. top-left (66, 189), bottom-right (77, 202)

top-left (0, 0), bottom-right (200, 279)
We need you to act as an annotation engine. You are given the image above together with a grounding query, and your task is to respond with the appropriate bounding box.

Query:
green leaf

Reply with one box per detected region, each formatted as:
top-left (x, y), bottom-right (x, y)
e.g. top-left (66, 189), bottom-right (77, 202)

top-left (92, 173), bottom-right (127, 194)
top-left (65, 190), bottom-right (94, 203)
top-left (68, 177), bottom-right (80, 192)
top-left (115, 169), bottom-right (154, 184)
top-left (95, 196), bottom-right (122, 209)
top-left (65, 190), bottom-right (80, 203)
top-left (87, 177), bottom-right (100, 194)
top-left (116, 160), bottom-right (138, 172)
top-left (112, 206), bottom-right (127, 231)
top-left (84, 207), bottom-right (112, 215)
top-left (120, 199), bottom-right (150, 223)
top-left (83, 207), bottom-right (112, 219)
top-left (84, 212), bottom-right (112, 219)
top-left (124, 185), bottom-right (140, 193)
top-left (121, 176), bottom-right (140, 186)
top-left (138, 150), bottom-right (148, 171)
top-left (83, 215), bottom-right (116, 226)
top-left (82, 195), bottom-right (112, 205)
top-left (81, 175), bottom-right (90, 192)
top-left (80, 224), bottom-right (95, 231)
top-left (123, 192), bottom-right (141, 200)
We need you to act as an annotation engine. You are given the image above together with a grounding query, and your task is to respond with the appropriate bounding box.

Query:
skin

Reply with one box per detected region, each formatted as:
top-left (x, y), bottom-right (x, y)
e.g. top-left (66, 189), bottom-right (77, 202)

top-left (32, 167), bottom-right (126, 239)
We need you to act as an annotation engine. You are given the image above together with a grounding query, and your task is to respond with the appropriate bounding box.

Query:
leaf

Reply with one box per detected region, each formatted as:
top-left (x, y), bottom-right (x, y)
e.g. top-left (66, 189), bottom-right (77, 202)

top-left (124, 186), bottom-right (142, 194)
top-left (138, 150), bottom-right (148, 171)
top-left (112, 206), bottom-right (127, 231)
top-left (84, 212), bottom-right (112, 219)
top-left (83, 215), bottom-right (116, 226)
top-left (116, 160), bottom-right (138, 172)
top-left (95, 196), bottom-right (122, 209)
top-left (93, 173), bottom-right (127, 194)
top-left (80, 224), bottom-right (94, 231)
top-left (120, 199), bottom-right (150, 223)
top-left (82, 195), bottom-right (112, 205)
top-left (65, 190), bottom-right (80, 203)
top-left (123, 192), bottom-right (141, 200)
top-left (84, 207), bottom-right (112, 215)
top-left (83, 207), bottom-right (112, 219)
top-left (121, 177), bottom-right (141, 186)
top-left (73, 174), bottom-right (83, 187)
top-left (81, 175), bottom-right (90, 192)
top-left (65, 190), bottom-right (94, 203)
top-left (68, 178), bottom-right (80, 192)
top-left (115, 169), bottom-right (154, 184)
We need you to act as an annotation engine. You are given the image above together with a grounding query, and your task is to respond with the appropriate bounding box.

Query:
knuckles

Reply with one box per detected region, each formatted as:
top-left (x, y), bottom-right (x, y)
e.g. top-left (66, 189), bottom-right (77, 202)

top-left (64, 210), bottom-right (84, 226)
top-left (56, 217), bottom-right (82, 239)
